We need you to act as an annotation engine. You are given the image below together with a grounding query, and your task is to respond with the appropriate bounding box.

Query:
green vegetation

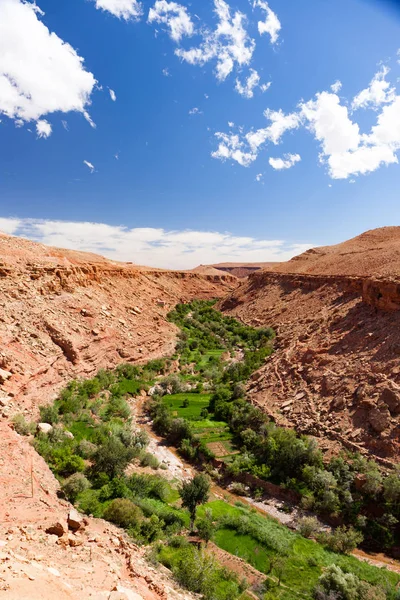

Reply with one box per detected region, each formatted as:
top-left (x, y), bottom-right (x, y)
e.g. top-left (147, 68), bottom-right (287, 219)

top-left (156, 538), bottom-right (246, 600)
top-left (21, 300), bottom-right (400, 599)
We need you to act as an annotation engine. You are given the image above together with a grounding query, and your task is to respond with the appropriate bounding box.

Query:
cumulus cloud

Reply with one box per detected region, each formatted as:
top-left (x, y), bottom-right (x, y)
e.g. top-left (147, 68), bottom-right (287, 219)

top-left (300, 84), bottom-right (400, 179)
top-left (189, 107), bottom-right (203, 115)
top-left (213, 62), bottom-right (400, 179)
top-left (253, 0), bottom-right (281, 44)
top-left (109, 88), bottom-right (117, 101)
top-left (83, 160), bottom-right (95, 173)
top-left (255, 173), bottom-right (263, 182)
top-left (212, 109), bottom-right (301, 166)
top-left (211, 132), bottom-right (257, 166)
top-left (93, 0), bottom-right (142, 20)
top-left (148, 1), bottom-right (194, 42)
top-left (175, 0), bottom-right (255, 81)
top-left (235, 68), bottom-right (270, 99)
top-left (0, 0), bottom-right (96, 132)
top-left (269, 153), bottom-right (301, 170)
top-left (36, 120), bottom-right (52, 139)
top-left (352, 66), bottom-right (395, 110)
top-left (0, 217), bottom-right (314, 269)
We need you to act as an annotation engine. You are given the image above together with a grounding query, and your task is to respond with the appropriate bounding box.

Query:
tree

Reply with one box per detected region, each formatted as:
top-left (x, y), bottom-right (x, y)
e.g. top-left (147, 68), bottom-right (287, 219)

top-left (196, 508), bottom-right (215, 546)
top-left (179, 474), bottom-right (210, 530)
top-left (91, 436), bottom-right (136, 478)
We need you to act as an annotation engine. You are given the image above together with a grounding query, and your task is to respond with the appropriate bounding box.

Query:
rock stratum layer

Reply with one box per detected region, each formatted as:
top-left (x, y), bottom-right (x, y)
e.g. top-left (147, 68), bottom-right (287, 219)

top-left (220, 227), bottom-right (400, 464)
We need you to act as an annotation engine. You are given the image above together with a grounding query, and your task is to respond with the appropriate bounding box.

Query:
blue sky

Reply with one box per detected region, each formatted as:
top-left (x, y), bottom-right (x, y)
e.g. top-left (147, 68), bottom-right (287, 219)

top-left (1, 0), bottom-right (400, 268)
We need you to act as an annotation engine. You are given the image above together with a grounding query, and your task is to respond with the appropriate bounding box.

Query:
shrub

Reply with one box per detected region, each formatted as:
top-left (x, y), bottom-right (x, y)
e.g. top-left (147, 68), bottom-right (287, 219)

top-left (140, 452), bottom-right (160, 470)
top-left (313, 564), bottom-right (386, 600)
top-left (230, 482), bottom-right (247, 496)
top-left (77, 439), bottom-right (98, 459)
top-left (12, 414), bottom-right (35, 436)
top-left (39, 404), bottom-right (60, 425)
top-left (317, 526), bottom-right (363, 554)
top-left (298, 516), bottom-right (320, 539)
top-left (103, 498), bottom-right (143, 529)
top-left (56, 453), bottom-right (86, 477)
top-left (62, 473), bottom-right (91, 502)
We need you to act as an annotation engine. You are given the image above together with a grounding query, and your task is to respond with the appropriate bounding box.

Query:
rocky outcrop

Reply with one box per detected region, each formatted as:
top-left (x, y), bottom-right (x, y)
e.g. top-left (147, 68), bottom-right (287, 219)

top-left (220, 268), bottom-right (400, 462)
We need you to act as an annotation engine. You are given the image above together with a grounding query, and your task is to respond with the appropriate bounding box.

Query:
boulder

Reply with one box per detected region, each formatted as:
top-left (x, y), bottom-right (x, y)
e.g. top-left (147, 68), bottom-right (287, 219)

top-left (368, 406), bottom-right (391, 433)
top-left (0, 369), bottom-right (12, 383)
top-left (37, 423), bottom-right (53, 435)
top-left (45, 522), bottom-right (67, 538)
top-left (379, 386), bottom-right (400, 415)
top-left (67, 509), bottom-right (83, 532)
top-left (67, 533), bottom-right (83, 547)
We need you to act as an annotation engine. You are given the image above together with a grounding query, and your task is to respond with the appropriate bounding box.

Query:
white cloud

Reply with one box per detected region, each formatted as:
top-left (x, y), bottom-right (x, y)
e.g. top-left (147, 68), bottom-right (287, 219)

top-left (255, 173), bottom-right (263, 182)
top-left (83, 160), bottom-right (95, 173)
top-left (300, 91), bottom-right (360, 156)
top-left (148, 1), bottom-right (194, 42)
top-left (253, 0), bottom-right (281, 44)
top-left (331, 80), bottom-right (342, 94)
top-left (0, 217), bottom-right (314, 269)
top-left (162, 67), bottom-right (171, 76)
top-left (0, 0), bottom-right (96, 130)
top-left (189, 107), bottom-right (203, 115)
top-left (93, 0), bottom-right (142, 20)
top-left (62, 120), bottom-right (69, 131)
top-left (36, 119), bottom-right (52, 139)
top-left (352, 66), bottom-right (395, 110)
top-left (235, 68), bottom-right (270, 99)
top-left (109, 88), bottom-right (117, 101)
top-left (0, 218), bottom-right (21, 235)
top-left (213, 108), bottom-right (301, 166)
top-left (211, 132), bottom-right (257, 166)
top-left (269, 153), bottom-right (301, 170)
top-left (300, 85), bottom-right (400, 179)
top-left (175, 0), bottom-right (255, 81)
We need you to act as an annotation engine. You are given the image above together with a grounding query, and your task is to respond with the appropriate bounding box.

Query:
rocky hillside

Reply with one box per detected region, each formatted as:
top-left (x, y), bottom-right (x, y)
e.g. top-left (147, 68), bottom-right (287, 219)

top-left (220, 227), bottom-right (400, 464)
top-left (0, 233), bottom-right (236, 599)
top-left (0, 233), bottom-right (235, 416)
top-left (275, 226), bottom-right (400, 277)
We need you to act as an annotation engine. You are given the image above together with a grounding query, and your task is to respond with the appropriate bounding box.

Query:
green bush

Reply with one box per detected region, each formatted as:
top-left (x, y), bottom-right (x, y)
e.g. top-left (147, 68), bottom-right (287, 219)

top-left (139, 452), bottom-right (160, 470)
top-left (313, 564), bottom-right (386, 600)
top-left (103, 498), bottom-right (143, 529)
top-left (12, 414), bottom-right (35, 436)
top-left (62, 473), bottom-right (91, 502)
top-left (298, 516), bottom-right (320, 539)
top-left (317, 526), bottom-right (363, 554)
top-left (39, 404), bottom-right (60, 425)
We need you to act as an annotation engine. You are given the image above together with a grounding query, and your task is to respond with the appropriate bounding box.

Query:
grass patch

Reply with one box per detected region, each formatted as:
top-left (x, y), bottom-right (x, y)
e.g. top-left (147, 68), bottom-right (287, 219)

top-left (162, 393), bottom-right (211, 420)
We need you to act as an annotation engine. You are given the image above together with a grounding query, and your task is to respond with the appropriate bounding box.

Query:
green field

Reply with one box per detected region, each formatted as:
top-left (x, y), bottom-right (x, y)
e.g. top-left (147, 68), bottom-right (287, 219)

top-left (162, 393), bottom-right (211, 420)
top-left (199, 501), bottom-right (400, 599)
top-left (162, 393), bottom-right (237, 457)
